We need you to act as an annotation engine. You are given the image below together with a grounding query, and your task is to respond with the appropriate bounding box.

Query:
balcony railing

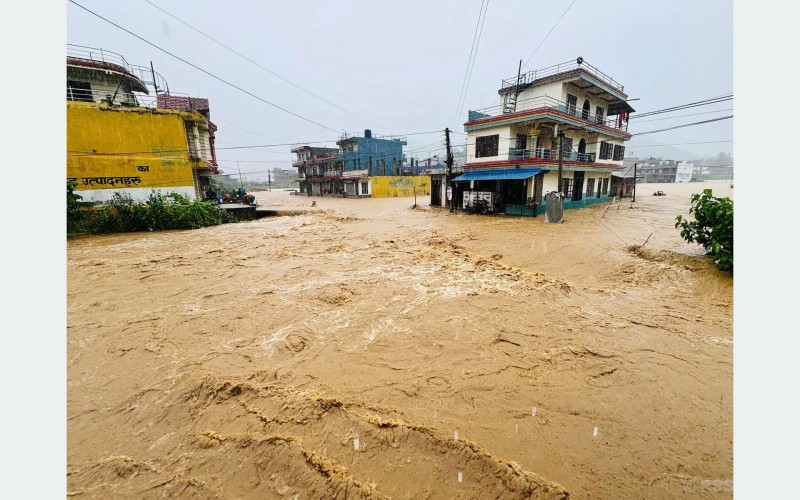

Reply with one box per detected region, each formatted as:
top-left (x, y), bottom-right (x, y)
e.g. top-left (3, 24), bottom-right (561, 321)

top-left (67, 44), bottom-right (133, 73)
top-left (67, 85), bottom-right (203, 112)
top-left (66, 87), bottom-right (140, 106)
top-left (68, 44), bottom-right (172, 94)
top-left (468, 95), bottom-right (628, 131)
top-left (508, 147), bottom-right (597, 163)
top-left (501, 58), bottom-right (624, 93)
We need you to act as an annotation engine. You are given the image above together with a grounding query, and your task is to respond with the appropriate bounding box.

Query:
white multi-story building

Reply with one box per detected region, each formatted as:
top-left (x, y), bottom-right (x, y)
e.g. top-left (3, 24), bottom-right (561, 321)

top-left (456, 57), bottom-right (635, 215)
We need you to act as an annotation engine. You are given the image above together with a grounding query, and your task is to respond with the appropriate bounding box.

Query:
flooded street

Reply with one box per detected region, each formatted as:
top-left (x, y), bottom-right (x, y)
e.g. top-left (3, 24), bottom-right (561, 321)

top-left (67, 181), bottom-right (732, 498)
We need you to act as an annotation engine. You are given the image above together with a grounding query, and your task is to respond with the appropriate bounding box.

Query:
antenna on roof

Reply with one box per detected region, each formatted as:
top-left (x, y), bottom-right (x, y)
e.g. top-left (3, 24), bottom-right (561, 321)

top-left (150, 61), bottom-right (160, 94)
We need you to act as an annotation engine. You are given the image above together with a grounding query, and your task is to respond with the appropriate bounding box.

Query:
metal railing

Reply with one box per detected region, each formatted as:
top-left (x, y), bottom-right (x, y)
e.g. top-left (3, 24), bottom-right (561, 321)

top-left (508, 147), bottom-right (596, 163)
top-left (66, 84), bottom-right (205, 113)
top-left (67, 44), bottom-right (171, 94)
top-left (501, 58), bottom-right (624, 93)
top-left (66, 87), bottom-right (141, 106)
top-left (468, 95), bottom-right (628, 131)
top-left (67, 44), bottom-right (133, 73)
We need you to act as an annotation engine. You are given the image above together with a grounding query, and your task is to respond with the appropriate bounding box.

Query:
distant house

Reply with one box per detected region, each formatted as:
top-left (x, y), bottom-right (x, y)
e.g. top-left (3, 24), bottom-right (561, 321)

top-left (613, 160), bottom-right (643, 197)
top-left (457, 57), bottom-right (635, 216)
top-left (291, 145), bottom-right (340, 196)
top-left (291, 129), bottom-right (430, 198)
top-left (633, 158), bottom-right (680, 183)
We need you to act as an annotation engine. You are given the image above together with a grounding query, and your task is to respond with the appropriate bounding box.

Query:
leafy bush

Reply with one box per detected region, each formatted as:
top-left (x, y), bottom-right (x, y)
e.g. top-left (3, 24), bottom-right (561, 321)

top-left (67, 180), bottom-right (90, 235)
top-left (69, 186), bottom-right (233, 235)
top-left (675, 189), bottom-right (733, 272)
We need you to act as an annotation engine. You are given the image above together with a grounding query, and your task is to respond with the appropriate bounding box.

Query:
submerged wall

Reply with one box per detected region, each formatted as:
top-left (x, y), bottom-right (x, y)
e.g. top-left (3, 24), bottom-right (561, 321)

top-left (369, 176), bottom-right (431, 198)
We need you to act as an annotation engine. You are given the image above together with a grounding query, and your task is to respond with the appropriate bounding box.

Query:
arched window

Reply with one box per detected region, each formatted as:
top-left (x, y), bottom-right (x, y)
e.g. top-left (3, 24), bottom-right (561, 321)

top-left (582, 99), bottom-right (591, 119)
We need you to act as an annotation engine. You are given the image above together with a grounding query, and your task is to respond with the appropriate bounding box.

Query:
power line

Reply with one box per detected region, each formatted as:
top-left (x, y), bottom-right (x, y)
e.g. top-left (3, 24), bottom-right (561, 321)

top-left (627, 140), bottom-right (733, 148)
top-left (522, 0), bottom-right (576, 69)
top-left (630, 108), bottom-right (733, 123)
top-left (453, 0), bottom-right (490, 128)
top-left (632, 115), bottom-right (732, 136)
top-left (68, 0), bottom-right (341, 134)
top-left (452, 0), bottom-right (487, 127)
top-left (142, 0), bottom-right (393, 134)
top-left (68, 130), bottom-right (445, 157)
top-left (630, 94), bottom-right (732, 119)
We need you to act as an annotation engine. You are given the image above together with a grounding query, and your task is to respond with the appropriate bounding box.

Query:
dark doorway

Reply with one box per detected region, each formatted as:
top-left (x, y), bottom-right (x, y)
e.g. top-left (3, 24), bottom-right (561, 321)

top-left (573, 171), bottom-right (585, 201)
top-left (516, 134), bottom-right (527, 157)
top-left (566, 94), bottom-right (577, 115)
top-left (431, 177), bottom-right (442, 206)
top-left (578, 139), bottom-right (586, 155)
top-left (582, 99), bottom-right (591, 119)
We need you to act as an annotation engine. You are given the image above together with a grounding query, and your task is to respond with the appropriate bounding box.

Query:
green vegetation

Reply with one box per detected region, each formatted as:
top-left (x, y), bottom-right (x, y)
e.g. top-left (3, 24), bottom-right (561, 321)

top-left (675, 189), bottom-right (733, 272)
top-left (67, 180), bottom-right (93, 236)
top-left (67, 181), bottom-right (233, 236)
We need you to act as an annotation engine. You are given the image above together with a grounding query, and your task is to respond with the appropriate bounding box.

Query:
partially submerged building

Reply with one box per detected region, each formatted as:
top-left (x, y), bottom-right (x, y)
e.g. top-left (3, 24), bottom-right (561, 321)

top-left (291, 130), bottom-right (430, 198)
top-left (456, 57), bottom-right (634, 215)
top-left (66, 44), bottom-right (219, 203)
top-left (291, 145), bottom-right (340, 196)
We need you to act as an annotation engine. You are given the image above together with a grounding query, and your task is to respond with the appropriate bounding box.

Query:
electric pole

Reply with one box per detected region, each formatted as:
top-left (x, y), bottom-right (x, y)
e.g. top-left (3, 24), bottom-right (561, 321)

top-left (632, 163), bottom-right (637, 202)
top-left (237, 161), bottom-right (244, 193)
top-left (445, 127), bottom-right (454, 213)
top-left (557, 131), bottom-right (564, 194)
top-left (268, 170), bottom-right (272, 192)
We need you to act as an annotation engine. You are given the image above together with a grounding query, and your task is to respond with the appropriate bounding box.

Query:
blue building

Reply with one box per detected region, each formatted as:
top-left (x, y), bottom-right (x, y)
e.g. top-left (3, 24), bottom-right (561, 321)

top-left (337, 129), bottom-right (407, 176)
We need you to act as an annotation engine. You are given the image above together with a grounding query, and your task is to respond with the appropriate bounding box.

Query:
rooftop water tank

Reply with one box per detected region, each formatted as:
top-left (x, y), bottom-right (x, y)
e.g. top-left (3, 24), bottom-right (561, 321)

top-left (364, 129), bottom-right (372, 138)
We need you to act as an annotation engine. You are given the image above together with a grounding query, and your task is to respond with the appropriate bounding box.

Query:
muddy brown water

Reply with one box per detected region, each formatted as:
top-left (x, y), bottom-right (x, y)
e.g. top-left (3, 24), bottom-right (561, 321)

top-left (67, 181), bottom-right (733, 498)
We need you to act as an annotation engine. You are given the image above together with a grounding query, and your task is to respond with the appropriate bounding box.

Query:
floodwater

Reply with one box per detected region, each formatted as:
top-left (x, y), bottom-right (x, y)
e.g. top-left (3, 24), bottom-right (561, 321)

top-left (67, 180), bottom-right (733, 498)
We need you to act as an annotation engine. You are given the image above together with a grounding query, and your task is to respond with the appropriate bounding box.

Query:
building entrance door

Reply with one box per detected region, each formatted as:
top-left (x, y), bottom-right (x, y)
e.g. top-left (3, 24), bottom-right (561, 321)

top-left (573, 171), bottom-right (585, 201)
top-left (431, 177), bottom-right (442, 206)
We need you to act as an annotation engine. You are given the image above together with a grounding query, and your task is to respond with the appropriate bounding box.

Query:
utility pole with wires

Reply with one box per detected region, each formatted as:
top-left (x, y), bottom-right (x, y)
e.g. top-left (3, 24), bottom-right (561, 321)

top-left (445, 128), bottom-right (454, 213)
top-left (633, 163), bottom-right (637, 202)
top-left (268, 170), bottom-right (272, 192)
top-left (237, 161), bottom-right (244, 193)
top-left (557, 131), bottom-right (564, 194)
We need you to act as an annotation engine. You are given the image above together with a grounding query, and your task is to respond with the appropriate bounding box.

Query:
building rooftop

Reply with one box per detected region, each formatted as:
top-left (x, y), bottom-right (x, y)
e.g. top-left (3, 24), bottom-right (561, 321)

top-left (498, 58), bottom-right (635, 116)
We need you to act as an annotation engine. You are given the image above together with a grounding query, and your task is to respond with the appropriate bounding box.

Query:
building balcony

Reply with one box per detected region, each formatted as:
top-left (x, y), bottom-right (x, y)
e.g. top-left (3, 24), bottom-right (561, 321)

top-left (509, 147), bottom-right (597, 163)
top-left (467, 95), bottom-right (629, 132)
top-left (291, 154), bottom-right (339, 167)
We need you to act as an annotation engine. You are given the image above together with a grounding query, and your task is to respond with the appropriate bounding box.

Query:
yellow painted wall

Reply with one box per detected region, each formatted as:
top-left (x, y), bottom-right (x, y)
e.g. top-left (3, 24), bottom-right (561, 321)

top-left (370, 176), bottom-right (431, 198)
top-left (67, 102), bottom-right (205, 194)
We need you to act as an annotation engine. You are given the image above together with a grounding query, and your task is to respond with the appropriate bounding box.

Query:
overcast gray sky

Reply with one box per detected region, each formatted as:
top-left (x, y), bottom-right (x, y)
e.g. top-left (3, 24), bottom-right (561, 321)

top-left (67, 0), bottom-right (733, 176)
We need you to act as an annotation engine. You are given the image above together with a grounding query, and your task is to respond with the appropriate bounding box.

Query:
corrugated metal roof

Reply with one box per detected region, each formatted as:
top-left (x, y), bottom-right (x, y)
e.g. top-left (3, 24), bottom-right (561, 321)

top-left (452, 168), bottom-right (542, 182)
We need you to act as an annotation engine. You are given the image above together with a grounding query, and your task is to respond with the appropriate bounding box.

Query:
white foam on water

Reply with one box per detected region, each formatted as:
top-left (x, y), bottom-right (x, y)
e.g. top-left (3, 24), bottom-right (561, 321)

top-left (458, 471), bottom-right (463, 483)
top-left (354, 436), bottom-right (360, 450)
top-left (592, 427), bottom-right (598, 437)
top-left (532, 406), bottom-right (537, 416)
top-left (454, 430), bottom-right (459, 442)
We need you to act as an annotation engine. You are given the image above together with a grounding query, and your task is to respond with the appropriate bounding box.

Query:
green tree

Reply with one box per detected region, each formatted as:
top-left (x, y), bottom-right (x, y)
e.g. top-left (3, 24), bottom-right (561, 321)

top-left (67, 180), bottom-right (88, 235)
top-left (675, 189), bottom-right (733, 272)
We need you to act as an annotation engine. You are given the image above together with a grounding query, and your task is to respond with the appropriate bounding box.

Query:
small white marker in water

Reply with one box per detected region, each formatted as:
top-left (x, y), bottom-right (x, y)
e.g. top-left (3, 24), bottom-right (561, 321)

top-left (532, 406), bottom-right (537, 416)
top-left (592, 427), bottom-right (599, 438)
top-left (457, 471), bottom-right (463, 483)
top-left (515, 423), bottom-right (518, 433)
top-left (354, 436), bottom-right (360, 450)
top-left (454, 431), bottom-right (459, 442)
